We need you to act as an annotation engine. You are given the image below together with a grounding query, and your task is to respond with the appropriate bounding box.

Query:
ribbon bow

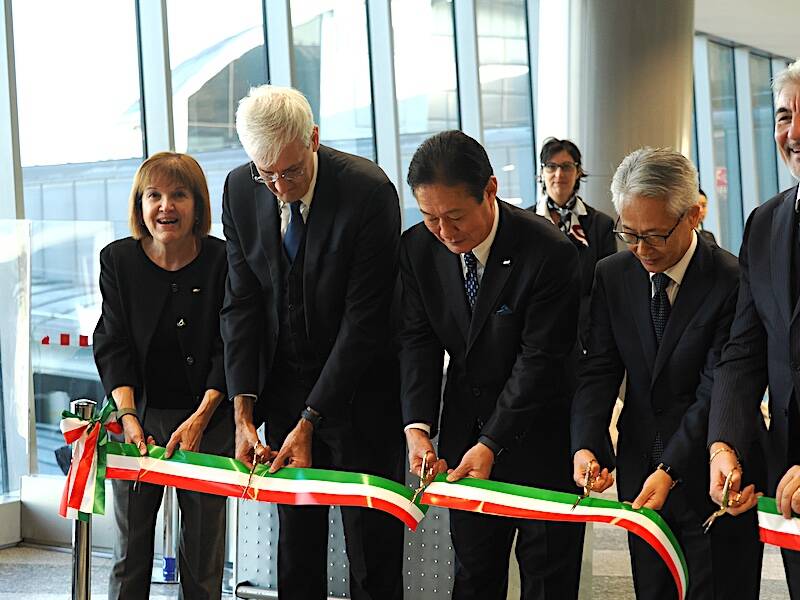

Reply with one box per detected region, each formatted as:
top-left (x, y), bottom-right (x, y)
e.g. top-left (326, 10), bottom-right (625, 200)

top-left (59, 399), bottom-right (122, 520)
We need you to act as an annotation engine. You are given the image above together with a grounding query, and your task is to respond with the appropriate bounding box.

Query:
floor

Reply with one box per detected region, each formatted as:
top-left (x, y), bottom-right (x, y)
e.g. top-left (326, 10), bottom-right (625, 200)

top-left (0, 523), bottom-right (790, 600)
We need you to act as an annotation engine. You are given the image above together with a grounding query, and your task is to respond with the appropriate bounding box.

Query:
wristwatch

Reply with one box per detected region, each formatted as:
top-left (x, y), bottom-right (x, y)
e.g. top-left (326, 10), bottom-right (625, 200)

top-left (300, 406), bottom-right (322, 429)
top-left (656, 462), bottom-right (680, 488)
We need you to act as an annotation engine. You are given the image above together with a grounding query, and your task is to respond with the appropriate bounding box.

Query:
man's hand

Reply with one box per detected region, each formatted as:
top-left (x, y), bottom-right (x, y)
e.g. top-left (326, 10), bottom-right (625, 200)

top-left (165, 411), bottom-right (211, 458)
top-left (446, 442), bottom-right (494, 482)
top-left (776, 465), bottom-right (800, 519)
top-left (708, 441), bottom-right (757, 516)
top-left (270, 419), bottom-right (313, 473)
top-left (573, 449), bottom-right (614, 492)
top-left (632, 469), bottom-right (672, 510)
top-left (405, 428), bottom-right (448, 478)
top-left (234, 395), bottom-right (274, 469)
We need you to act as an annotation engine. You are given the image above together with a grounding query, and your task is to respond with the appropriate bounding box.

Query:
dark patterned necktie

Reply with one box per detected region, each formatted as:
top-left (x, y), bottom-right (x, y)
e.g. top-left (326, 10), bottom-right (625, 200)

top-left (546, 195), bottom-right (577, 235)
top-left (283, 201), bottom-right (305, 263)
top-left (650, 272), bottom-right (672, 344)
top-left (463, 251), bottom-right (479, 311)
top-left (650, 271), bottom-right (671, 464)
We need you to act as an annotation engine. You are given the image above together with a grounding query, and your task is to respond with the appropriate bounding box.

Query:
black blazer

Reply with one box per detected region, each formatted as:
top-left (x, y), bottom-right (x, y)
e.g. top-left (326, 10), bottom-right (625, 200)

top-left (709, 186), bottom-right (798, 493)
top-left (93, 237), bottom-right (228, 418)
top-left (399, 200), bottom-right (580, 490)
top-left (529, 201), bottom-right (616, 345)
top-left (572, 235), bottom-right (740, 515)
top-left (220, 145), bottom-right (401, 433)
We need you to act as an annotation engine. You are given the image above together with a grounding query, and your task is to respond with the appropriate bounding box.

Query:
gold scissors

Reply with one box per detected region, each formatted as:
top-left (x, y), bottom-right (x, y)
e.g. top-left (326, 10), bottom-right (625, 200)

top-left (571, 461), bottom-right (595, 511)
top-left (411, 453), bottom-right (436, 504)
top-left (241, 441), bottom-right (267, 500)
top-left (703, 469), bottom-right (734, 533)
top-left (133, 439), bottom-right (148, 492)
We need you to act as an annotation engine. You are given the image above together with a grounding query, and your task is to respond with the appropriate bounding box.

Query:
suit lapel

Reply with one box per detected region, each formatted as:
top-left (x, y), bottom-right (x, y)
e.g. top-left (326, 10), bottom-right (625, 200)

top-left (254, 181), bottom-right (283, 294)
top-left (651, 238), bottom-right (712, 383)
top-left (772, 186), bottom-right (797, 325)
top-left (625, 258), bottom-right (658, 376)
top-left (467, 203), bottom-right (515, 353)
top-left (433, 241), bottom-right (470, 341)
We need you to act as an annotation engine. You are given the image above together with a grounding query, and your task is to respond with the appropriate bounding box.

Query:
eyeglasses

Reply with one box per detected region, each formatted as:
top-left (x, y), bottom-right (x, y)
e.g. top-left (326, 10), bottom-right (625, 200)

top-left (542, 161), bottom-right (579, 174)
top-left (613, 213), bottom-right (685, 247)
top-left (250, 161), bottom-right (306, 185)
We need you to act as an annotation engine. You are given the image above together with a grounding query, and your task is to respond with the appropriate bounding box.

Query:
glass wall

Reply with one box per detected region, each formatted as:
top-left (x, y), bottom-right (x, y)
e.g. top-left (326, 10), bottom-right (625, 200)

top-left (167, 0), bottom-right (269, 225)
top-left (707, 41), bottom-right (744, 250)
top-left (476, 0), bottom-right (535, 209)
top-left (392, 0), bottom-right (460, 226)
top-left (750, 53), bottom-right (779, 202)
top-left (13, 0), bottom-right (143, 474)
top-left (291, 0), bottom-right (375, 160)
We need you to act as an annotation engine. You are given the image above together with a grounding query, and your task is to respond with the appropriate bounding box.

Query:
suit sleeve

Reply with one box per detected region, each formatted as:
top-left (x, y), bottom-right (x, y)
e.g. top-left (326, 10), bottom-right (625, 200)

top-left (93, 245), bottom-right (140, 397)
top-left (397, 238), bottom-right (445, 432)
top-left (204, 251), bottom-right (228, 395)
top-left (599, 215), bottom-right (617, 261)
top-left (305, 181), bottom-right (401, 416)
top-left (220, 173), bottom-right (265, 398)
top-left (661, 277), bottom-right (738, 475)
top-left (570, 261), bottom-right (624, 468)
top-left (481, 238), bottom-right (581, 450)
top-left (708, 213), bottom-right (768, 453)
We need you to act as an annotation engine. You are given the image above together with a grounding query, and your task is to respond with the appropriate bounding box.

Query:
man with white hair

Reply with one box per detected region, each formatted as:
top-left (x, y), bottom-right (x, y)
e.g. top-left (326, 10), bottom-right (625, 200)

top-left (220, 85), bottom-right (403, 600)
top-left (571, 147), bottom-right (762, 599)
top-left (709, 58), bottom-right (800, 595)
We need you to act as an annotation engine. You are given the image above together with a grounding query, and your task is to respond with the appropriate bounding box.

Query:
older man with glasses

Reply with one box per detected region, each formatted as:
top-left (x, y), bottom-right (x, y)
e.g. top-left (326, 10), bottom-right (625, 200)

top-left (570, 147), bottom-right (762, 599)
top-left (220, 84), bottom-right (404, 600)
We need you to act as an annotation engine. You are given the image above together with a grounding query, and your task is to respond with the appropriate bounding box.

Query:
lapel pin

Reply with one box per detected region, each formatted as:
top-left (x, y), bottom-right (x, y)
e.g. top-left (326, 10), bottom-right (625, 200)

top-left (502, 258), bottom-right (512, 266)
top-left (192, 288), bottom-right (201, 293)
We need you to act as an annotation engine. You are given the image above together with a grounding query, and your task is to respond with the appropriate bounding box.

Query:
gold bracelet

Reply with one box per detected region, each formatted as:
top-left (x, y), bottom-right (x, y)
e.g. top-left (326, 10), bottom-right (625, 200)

top-left (709, 447), bottom-right (736, 464)
top-left (117, 407), bottom-right (139, 422)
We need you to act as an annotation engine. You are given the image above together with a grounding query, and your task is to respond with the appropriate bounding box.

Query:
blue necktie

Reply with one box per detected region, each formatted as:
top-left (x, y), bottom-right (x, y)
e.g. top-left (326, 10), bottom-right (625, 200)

top-left (283, 201), bottom-right (305, 263)
top-left (463, 251), bottom-right (479, 311)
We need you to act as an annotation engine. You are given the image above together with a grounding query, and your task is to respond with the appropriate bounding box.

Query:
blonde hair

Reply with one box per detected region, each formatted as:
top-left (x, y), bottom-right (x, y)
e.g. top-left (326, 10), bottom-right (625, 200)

top-left (235, 85), bottom-right (315, 167)
top-left (128, 152), bottom-right (211, 240)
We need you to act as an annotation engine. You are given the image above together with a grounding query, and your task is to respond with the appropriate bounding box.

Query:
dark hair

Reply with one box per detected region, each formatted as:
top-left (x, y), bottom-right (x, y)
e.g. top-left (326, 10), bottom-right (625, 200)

top-left (407, 130), bottom-right (493, 203)
top-left (698, 186), bottom-right (706, 197)
top-left (539, 137), bottom-right (586, 195)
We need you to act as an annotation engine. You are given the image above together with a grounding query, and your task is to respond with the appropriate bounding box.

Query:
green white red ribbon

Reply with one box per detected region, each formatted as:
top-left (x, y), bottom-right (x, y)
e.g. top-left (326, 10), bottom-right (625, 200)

top-left (758, 496), bottom-right (800, 551)
top-left (59, 401), bottom-right (688, 597)
top-left (423, 477), bottom-right (688, 600)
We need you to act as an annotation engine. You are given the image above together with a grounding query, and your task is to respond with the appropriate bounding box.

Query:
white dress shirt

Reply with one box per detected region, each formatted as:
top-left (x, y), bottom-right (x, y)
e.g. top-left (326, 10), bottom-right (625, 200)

top-left (649, 230), bottom-right (697, 305)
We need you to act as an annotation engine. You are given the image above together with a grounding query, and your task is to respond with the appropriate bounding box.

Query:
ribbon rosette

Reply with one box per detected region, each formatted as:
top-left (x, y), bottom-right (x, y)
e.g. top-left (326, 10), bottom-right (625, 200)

top-left (59, 399), bottom-right (122, 521)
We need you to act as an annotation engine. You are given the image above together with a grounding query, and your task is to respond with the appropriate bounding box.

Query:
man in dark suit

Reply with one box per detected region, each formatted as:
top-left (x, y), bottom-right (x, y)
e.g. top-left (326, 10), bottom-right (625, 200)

top-left (572, 147), bottom-right (761, 599)
top-left (708, 59), bottom-right (800, 595)
top-left (220, 85), bottom-right (403, 600)
top-left (399, 130), bottom-right (584, 600)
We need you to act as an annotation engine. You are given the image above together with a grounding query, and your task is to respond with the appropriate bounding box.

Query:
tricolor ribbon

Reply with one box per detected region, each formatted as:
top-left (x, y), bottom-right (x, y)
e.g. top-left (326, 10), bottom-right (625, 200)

top-left (60, 403), bottom-right (688, 597)
top-left (58, 400), bottom-right (122, 521)
top-left (758, 496), bottom-right (800, 551)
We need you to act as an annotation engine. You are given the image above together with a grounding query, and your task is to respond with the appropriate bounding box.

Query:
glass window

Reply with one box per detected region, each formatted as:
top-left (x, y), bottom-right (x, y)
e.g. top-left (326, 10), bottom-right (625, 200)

top-left (392, 0), bottom-right (460, 227)
top-left (167, 0), bottom-right (268, 224)
top-left (290, 1), bottom-right (375, 161)
top-left (13, 0), bottom-right (143, 474)
top-left (707, 42), bottom-right (743, 251)
top-left (750, 53), bottom-right (779, 203)
top-left (476, 0), bottom-right (535, 210)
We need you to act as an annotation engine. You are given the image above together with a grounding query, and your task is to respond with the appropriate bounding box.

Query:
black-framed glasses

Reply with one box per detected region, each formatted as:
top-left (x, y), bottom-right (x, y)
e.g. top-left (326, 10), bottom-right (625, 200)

top-left (613, 213), bottom-right (685, 247)
top-left (542, 161), bottom-right (579, 173)
top-left (250, 161), bottom-right (306, 185)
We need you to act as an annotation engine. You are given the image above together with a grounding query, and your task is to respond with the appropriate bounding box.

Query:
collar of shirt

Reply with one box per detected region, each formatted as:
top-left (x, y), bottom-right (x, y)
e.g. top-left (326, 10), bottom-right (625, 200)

top-left (795, 185), bottom-right (800, 212)
top-left (649, 229), bottom-right (697, 303)
top-left (278, 152), bottom-right (318, 235)
top-left (535, 194), bottom-right (587, 224)
top-left (460, 198), bottom-right (500, 282)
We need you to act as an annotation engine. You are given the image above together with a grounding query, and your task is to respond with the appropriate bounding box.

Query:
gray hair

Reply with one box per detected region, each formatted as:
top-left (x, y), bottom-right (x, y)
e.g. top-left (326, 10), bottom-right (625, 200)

top-left (773, 59), bottom-right (800, 99)
top-left (235, 85), bottom-right (315, 167)
top-left (611, 147), bottom-right (699, 218)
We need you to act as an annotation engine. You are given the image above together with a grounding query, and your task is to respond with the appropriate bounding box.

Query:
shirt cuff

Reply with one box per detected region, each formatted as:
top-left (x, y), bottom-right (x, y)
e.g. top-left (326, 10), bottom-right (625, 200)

top-left (404, 423), bottom-right (431, 435)
top-left (231, 393), bottom-right (258, 402)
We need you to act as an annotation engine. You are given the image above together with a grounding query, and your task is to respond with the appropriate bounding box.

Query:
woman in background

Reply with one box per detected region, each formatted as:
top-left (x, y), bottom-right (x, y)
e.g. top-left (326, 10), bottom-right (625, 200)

top-left (94, 152), bottom-right (232, 600)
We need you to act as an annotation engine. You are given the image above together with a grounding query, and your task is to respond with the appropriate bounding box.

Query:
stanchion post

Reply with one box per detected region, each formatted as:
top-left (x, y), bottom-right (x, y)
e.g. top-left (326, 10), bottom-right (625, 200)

top-left (161, 486), bottom-right (178, 582)
top-left (70, 398), bottom-right (97, 600)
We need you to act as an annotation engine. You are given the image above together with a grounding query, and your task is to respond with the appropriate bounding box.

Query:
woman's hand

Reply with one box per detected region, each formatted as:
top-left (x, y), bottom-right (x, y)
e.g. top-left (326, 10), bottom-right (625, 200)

top-left (165, 411), bottom-right (211, 458)
top-left (121, 414), bottom-right (154, 456)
